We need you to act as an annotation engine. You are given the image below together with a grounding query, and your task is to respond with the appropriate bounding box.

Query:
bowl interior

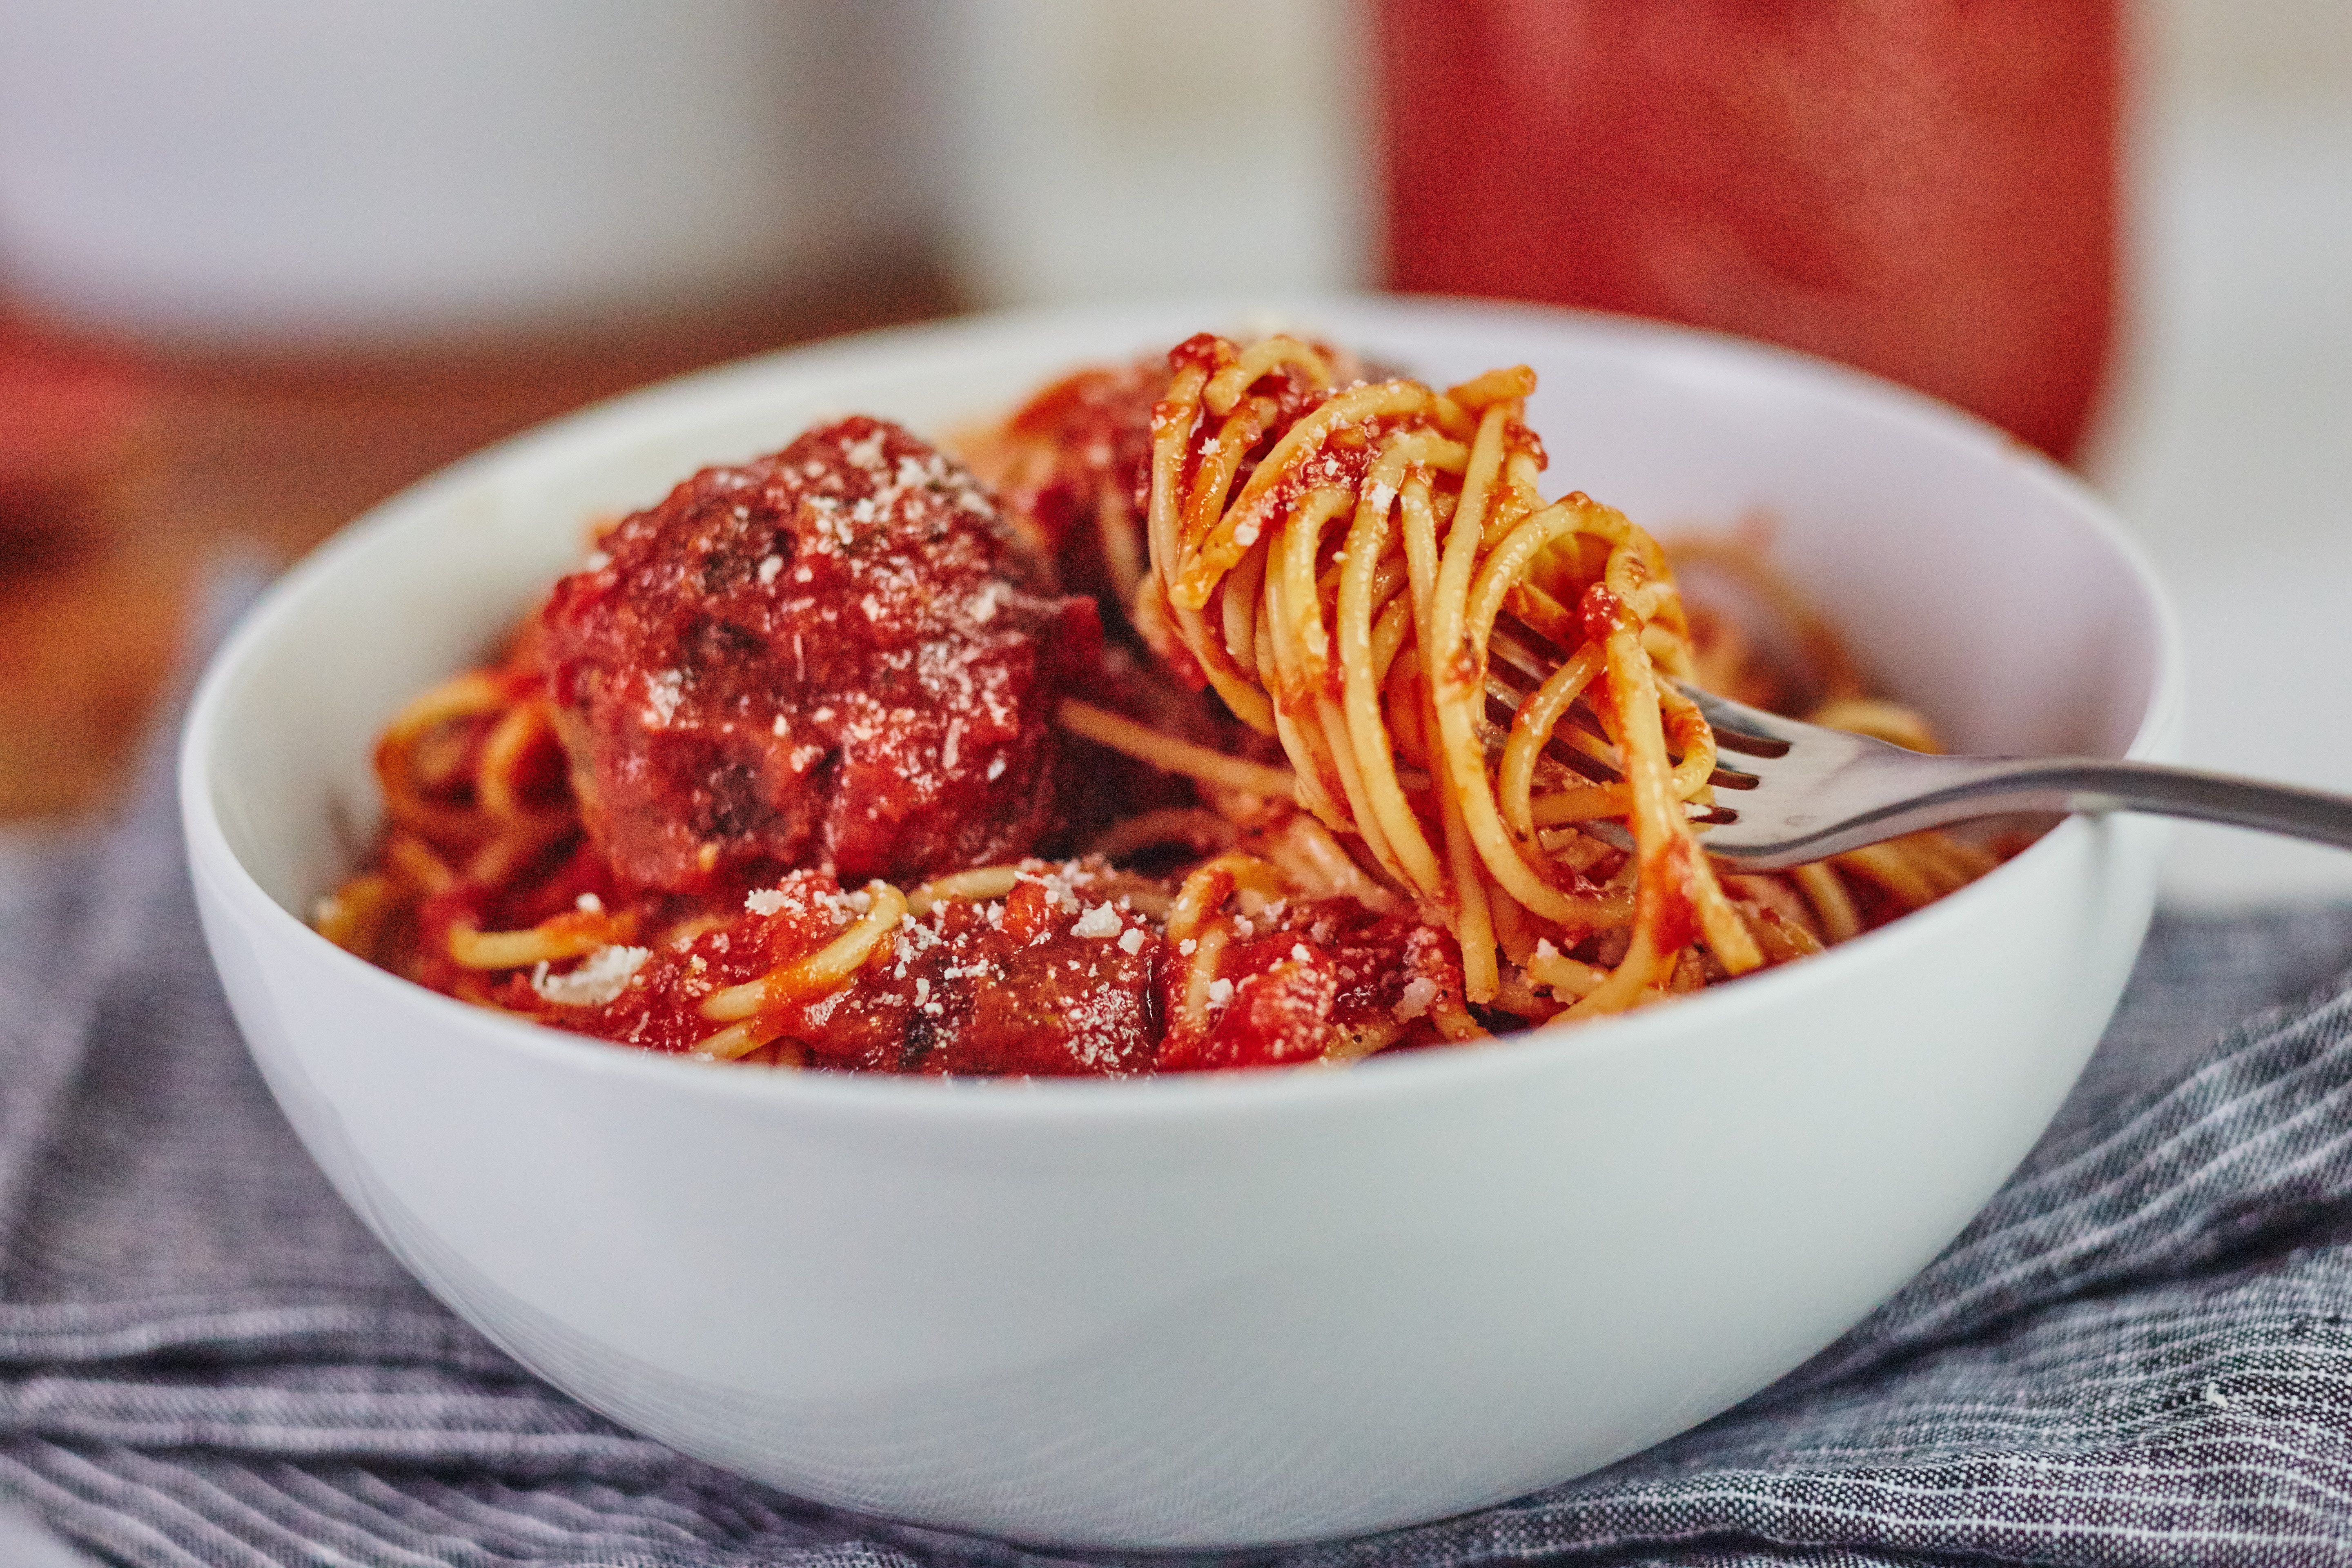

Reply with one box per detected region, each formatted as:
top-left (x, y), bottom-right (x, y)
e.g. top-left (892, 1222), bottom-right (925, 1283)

top-left (192, 296), bottom-right (2177, 929)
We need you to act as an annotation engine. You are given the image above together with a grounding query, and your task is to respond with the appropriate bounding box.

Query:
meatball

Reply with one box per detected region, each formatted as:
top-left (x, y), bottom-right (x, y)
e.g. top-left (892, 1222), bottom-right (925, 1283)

top-left (536, 417), bottom-right (1101, 893)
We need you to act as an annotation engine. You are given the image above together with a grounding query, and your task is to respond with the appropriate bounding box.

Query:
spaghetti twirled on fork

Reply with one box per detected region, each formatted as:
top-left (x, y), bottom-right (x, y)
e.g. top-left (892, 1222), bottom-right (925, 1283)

top-left (1078, 332), bottom-right (1987, 1021)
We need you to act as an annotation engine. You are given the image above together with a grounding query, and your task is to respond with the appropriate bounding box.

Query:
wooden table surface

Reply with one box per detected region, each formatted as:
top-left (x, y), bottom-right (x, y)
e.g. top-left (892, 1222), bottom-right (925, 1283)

top-left (0, 256), bottom-right (960, 824)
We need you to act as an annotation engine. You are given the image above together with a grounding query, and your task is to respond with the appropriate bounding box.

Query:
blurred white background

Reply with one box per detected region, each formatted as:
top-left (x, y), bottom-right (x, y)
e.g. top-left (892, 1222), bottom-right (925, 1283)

top-left (0, 1), bottom-right (944, 339)
top-left (2093, 0), bottom-right (2352, 902)
top-left (937, 0), bottom-right (1369, 307)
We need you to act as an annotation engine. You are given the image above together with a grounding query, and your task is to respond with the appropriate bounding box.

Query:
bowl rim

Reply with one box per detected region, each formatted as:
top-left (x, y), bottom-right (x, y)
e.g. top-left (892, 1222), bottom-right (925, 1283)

top-left (178, 290), bottom-right (2186, 1123)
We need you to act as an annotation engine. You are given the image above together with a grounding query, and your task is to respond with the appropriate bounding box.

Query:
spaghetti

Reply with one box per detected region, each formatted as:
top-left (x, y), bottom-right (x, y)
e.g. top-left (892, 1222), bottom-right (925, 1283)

top-left (1128, 333), bottom-right (1756, 1015)
top-left (316, 332), bottom-right (2000, 1074)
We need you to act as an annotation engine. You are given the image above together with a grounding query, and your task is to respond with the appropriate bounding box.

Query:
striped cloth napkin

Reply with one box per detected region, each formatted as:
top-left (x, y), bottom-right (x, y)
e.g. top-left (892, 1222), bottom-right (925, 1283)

top-left (7, 722), bottom-right (2352, 1566)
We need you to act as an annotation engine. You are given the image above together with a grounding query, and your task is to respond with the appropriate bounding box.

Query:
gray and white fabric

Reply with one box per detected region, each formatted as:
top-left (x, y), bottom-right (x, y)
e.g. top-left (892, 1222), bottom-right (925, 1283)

top-left (9, 715), bottom-right (2352, 1566)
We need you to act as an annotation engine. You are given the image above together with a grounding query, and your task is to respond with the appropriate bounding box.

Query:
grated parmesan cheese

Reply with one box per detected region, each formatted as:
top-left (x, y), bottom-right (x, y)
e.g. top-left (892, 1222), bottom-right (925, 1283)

top-left (1394, 976), bottom-right (1440, 1022)
top-left (532, 945), bottom-right (650, 1008)
top-left (1071, 904), bottom-right (1123, 940)
top-left (642, 668), bottom-right (685, 724)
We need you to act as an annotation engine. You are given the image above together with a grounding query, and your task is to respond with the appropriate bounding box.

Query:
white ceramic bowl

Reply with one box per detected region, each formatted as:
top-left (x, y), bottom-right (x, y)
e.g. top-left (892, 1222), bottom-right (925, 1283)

top-left (181, 296), bottom-right (2181, 1548)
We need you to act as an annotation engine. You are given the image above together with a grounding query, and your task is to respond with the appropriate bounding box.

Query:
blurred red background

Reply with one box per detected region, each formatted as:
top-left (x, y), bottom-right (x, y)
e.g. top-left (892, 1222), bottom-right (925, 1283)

top-left (1379, 0), bottom-right (2117, 461)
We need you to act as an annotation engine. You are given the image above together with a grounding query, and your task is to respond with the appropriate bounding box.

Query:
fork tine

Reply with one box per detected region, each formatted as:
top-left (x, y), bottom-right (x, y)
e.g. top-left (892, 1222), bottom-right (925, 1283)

top-left (1481, 679), bottom-right (1623, 785)
top-left (1486, 621), bottom-right (1564, 693)
top-left (1483, 622), bottom-right (1624, 784)
top-left (1667, 682), bottom-right (1795, 758)
top-left (1488, 615), bottom-right (1768, 789)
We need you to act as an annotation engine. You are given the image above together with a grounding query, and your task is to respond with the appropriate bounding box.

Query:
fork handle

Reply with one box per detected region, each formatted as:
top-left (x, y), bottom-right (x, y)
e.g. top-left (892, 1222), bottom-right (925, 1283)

top-left (1824, 756), bottom-right (2352, 857)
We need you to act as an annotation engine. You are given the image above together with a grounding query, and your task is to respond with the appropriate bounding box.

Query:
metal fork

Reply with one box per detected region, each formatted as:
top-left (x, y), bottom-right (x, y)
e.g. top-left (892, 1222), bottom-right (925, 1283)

top-left (1586, 682), bottom-right (2352, 870)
